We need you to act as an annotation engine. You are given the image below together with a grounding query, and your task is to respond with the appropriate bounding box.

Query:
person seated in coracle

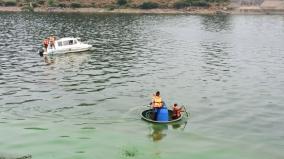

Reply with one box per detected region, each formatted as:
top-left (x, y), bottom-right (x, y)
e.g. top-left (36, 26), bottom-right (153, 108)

top-left (172, 103), bottom-right (184, 119)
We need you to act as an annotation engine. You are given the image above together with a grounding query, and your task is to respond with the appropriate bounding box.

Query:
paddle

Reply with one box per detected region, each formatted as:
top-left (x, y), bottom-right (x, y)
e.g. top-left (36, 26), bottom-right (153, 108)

top-left (145, 102), bottom-right (152, 108)
top-left (182, 105), bottom-right (189, 118)
top-left (145, 105), bottom-right (151, 108)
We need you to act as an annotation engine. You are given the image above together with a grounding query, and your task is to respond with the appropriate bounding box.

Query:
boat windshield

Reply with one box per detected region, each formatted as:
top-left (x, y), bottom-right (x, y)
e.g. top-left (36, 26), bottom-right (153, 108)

top-left (57, 39), bottom-right (79, 47)
top-left (58, 40), bottom-right (75, 46)
top-left (62, 40), bottom-right (69, 46)
top-left (58, 41), bottom-right (63, 46)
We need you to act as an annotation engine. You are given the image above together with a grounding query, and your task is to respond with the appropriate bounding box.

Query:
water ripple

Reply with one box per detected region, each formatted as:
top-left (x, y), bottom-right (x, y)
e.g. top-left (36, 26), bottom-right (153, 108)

top-left (0, 13), bottom-right (284, 158)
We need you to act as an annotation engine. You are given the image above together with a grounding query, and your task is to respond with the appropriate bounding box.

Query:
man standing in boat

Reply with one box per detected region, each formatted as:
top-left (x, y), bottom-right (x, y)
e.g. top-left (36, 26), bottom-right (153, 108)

top-left (49, 34), bottom-right (56, 49)
top-left (151, 91), bottom-right (164, 120)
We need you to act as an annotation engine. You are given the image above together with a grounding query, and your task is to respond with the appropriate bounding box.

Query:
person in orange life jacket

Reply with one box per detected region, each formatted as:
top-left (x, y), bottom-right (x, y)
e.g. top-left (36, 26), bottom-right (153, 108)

top-left (151, 91), bottom-right (164, 108)
top-left (172, 103), bottom-right (184, 119)
top-left (150, 91), bottom-right (164, 120)
top-left (42, 37), bottom-right (49, 52)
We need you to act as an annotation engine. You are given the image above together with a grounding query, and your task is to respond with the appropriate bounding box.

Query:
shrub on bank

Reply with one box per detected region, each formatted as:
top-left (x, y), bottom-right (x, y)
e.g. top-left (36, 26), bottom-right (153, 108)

top-left (82, 2), bottom-right (96, 8)
top-left (47, 0), bottom-right (57, 7)
top-left (173, 0), bottom-right (210, 8)
top-left (21, 4), bottom-right (34, 12)
top-left (70, 2), bottom-right (81, 8)
top-left (106, 4), bottom-right (116, 10)
top-left (58, 3), bottom-right (66, 8)
top-left (20, 2), bottom-right (34, 12)
top-left (4, 0), bottom-right (17, 6)
top-left (117, 0), bottom-right (127, 6)
top-left (173, 1), bottom-right (188, 9)
top-left (31, 2), bottom-right (39, 7)
top-left (192, 0), bottom-right (209, 7)
top-left (37, 0), bottom-right (45, 5)
top-left (91, 2), bottom-right (96, 7)
top-left (139, 2), bottom-right (159, 9)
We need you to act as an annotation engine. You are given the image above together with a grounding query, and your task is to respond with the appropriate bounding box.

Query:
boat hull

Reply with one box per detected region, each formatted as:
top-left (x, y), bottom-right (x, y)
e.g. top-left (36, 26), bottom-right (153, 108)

top-left (141, 109), bottom-right (183, 124)
top-left (44, 44), bottom-right (92, 55)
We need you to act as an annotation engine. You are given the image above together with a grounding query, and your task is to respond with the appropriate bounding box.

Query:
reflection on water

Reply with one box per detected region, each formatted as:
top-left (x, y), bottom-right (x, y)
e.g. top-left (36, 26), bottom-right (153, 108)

top-left (43, 55), bottom-right (55, 65)
top-left (201, 15), bottom-right (232, 32)
top-left (149, 124), bottom-right (168, 142)
top-left (148, 121), bottom-right (188, 142)
top-left (172, 120), bottom-right (188, 130)
top-left (43, 51), bottom-right (91, 66)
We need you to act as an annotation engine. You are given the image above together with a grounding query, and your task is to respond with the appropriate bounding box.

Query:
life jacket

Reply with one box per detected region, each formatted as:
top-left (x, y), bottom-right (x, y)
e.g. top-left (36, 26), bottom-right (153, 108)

top-left (173, 106), bottom-right (182, 117)
top-left (43, 39), bottom-right (49, 45)
top-left (153, 96), bottom-right (163, 108)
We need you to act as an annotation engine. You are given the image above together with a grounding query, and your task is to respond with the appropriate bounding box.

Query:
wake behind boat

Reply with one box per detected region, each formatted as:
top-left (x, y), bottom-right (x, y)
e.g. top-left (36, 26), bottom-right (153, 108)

top-left (39, 37), bottom-right (92, 56)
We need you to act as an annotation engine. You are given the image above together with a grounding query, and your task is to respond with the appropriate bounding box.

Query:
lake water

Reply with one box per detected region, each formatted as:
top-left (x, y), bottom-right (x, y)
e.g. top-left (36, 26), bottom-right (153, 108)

top-left (0, 13), bottom-right (284, 159)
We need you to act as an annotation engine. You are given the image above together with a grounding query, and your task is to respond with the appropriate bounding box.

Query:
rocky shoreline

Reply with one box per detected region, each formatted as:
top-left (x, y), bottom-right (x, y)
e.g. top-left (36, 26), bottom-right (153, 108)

top-left (0, 6), bottom-right (284, 14)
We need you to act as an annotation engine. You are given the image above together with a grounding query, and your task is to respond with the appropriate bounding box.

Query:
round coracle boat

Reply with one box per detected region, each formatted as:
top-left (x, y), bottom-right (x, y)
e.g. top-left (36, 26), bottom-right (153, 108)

top-left (141, 109), bottom-right (184, 124)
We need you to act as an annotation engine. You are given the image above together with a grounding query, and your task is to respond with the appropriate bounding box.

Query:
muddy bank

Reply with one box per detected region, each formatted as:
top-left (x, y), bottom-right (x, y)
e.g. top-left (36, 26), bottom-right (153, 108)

top-left (0, 6), bottom-right (226, 14)
top-left (0, 6), bottom-right (22, 12)
top-left (0, 6), bottom-right (284, 14)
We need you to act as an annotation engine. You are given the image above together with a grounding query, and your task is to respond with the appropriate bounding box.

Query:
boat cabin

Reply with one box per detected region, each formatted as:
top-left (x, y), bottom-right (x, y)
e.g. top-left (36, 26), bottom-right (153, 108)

top-left (56, 38), bottom-right (81, 47)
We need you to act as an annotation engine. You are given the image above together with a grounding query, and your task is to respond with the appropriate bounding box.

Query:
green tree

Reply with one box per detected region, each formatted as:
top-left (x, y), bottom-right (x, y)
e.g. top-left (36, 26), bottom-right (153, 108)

top-left (117, 0), bottom-right (127, 6)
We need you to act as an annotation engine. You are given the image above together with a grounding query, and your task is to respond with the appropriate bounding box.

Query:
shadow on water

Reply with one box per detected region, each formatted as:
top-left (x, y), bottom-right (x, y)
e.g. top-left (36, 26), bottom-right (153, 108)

top-left (42, 51), bottom-right (91, 66)
top-left (148, 120), bottom-right (188, 142)
top-left (43, 54), bottom-right (55, 65)
top-left (0, 154), bottom-right (32, 159)
top-left (200, 15), bottom-right (232, 32)
top-left (148, 124), bottom-right (168, 142)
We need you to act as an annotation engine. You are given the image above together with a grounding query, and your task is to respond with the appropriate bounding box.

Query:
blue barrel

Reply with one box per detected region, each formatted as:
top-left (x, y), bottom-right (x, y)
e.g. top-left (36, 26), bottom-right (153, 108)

top-left (156, 106), bottom-right (168, 122)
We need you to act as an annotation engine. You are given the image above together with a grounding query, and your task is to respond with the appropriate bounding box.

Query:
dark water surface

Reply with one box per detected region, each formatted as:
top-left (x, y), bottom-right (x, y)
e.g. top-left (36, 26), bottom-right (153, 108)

top-left (0, 13), bottom-right (284, 159)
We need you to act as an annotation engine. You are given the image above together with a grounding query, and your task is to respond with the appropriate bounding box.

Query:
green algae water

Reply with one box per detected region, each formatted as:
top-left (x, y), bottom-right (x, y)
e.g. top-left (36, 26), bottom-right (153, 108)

top-left (0, 13), bottom-right (284, 159)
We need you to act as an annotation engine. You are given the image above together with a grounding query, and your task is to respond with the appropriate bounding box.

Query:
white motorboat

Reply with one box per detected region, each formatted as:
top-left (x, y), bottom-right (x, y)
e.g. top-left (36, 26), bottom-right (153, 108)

top-left (40, 37), bottom-right (92, 55)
